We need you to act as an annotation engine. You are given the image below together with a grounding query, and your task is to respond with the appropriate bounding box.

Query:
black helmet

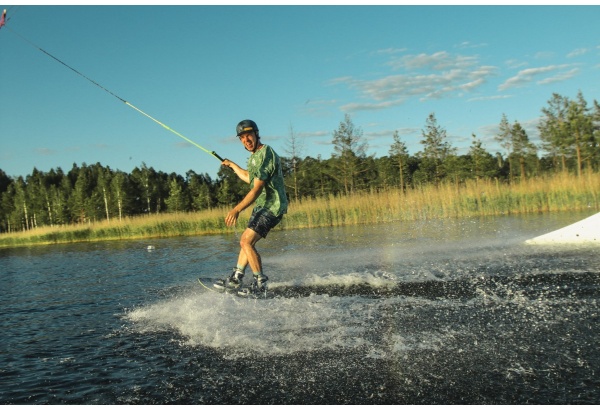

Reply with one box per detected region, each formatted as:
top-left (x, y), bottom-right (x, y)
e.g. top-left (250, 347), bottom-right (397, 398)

top-left (236, 119), bottom-right (259, 138)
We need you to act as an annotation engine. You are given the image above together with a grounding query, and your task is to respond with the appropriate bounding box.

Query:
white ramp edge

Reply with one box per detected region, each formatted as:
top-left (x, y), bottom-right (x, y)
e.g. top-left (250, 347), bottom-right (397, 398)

top-left (525, 212), bottom-right (600, 245)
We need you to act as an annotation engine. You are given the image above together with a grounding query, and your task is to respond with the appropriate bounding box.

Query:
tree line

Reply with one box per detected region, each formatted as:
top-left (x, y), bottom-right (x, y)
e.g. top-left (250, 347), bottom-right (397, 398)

top-left (1, 91), bottom-right (599, 233)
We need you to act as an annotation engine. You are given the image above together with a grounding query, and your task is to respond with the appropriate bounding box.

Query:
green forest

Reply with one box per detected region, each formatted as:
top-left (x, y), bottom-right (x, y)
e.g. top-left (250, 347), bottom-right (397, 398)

top-left (1, 91), bottom-right (599, 234)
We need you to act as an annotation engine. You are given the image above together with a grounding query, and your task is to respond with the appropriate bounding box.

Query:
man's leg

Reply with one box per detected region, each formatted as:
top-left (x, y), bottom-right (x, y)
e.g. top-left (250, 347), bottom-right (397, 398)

top-left (238, 228), bottom-right (263, 274)
top-left (214, 231), bottom-right (259, 290)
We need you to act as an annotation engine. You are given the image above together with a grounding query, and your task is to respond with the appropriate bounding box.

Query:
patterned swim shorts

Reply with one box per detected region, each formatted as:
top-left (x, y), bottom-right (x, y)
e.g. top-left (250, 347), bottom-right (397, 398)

top-left (247, 207), bottom-right (283, 238)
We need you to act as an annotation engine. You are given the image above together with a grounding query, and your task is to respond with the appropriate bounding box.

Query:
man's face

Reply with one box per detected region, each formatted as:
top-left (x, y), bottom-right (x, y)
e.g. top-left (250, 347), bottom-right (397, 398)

top-left (238, 131), bottom-right (259, 152)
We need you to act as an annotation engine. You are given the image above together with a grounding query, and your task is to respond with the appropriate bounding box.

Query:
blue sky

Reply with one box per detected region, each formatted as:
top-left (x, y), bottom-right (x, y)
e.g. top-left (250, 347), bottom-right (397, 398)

top-left (1, 5), bottom-right (599, 179)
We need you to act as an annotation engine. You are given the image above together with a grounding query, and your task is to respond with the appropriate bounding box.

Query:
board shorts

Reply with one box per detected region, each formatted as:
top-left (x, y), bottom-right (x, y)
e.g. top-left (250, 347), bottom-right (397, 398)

top-left (247, 207), bottom-right (283, 238)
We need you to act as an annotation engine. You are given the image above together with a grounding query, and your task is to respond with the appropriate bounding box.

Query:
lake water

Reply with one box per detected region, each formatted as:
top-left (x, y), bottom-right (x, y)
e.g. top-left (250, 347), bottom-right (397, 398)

top-left (1, 211), bottom-right (599, 404)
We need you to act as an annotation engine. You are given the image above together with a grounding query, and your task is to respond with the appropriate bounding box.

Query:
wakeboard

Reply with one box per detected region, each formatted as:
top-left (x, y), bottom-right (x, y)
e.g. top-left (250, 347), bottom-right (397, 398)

top-left (197, 278), bottom-right (270, 299)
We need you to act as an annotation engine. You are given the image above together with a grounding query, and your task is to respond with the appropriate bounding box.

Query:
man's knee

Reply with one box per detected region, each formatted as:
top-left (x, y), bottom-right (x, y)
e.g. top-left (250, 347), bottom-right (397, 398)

top-left (240, 229), bottom-right (261, 249)
top-left (239, 237), bottom-right (251, 250)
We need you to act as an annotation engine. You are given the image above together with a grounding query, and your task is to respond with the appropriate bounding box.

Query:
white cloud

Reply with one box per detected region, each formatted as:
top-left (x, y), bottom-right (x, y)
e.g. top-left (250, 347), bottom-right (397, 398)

top-left (537, 68), bottom-right (580, 85)
top-left (35, 147), bottom-right (57, 156)
top-left (455, 41), bottom-right (488, 49)
top-left (359, 67), bottom-right (496, 102)
top-left (365, 130), bottom-right (394, 138)
top-left (314, 140), bottom-right (334, 147)
top-left (341, 99), bottom-right (406, 112)
top-left (388, 51), bottom-right (478, 71)
top-left (331, 51), bottom-right (498, 113)
top-left (505, 59), bottom-right (528, 69)
top-left (395, 127), bottom-right (420, 136)
top-left (534, 51), bottom-right (555, 60)
top-left (175, 141), bottom-right (193, 149)
top-left (467, 94), bottom-right (514, 102)
top-left (376, 47), bottom-right (407, 55)
top-left (298, 130), bottom-right (330, 139)
top-left (498, 64), bottom-right (577, 90)
top-left (567, 48), bottom-right (589, 58)
top-left (328, 76), bottom-right (354, 86)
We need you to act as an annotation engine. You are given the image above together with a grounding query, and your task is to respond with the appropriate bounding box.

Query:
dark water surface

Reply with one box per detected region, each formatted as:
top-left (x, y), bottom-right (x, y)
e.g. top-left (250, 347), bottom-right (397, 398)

top-left (1, 212), bottom-right (599, 404)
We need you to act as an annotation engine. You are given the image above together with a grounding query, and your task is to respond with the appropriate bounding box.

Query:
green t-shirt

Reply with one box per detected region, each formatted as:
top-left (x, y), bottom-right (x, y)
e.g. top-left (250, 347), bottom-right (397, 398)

top-left (247, 144), bottom-right (288, 216)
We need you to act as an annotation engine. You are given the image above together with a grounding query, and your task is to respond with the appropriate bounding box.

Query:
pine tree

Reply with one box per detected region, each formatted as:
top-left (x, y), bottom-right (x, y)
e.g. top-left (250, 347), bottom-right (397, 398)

top-left (165, 176), bottom-right (186, 213)
top-left (538, 93), bottom-right (570, 172)
top-left (568, 91), bottom-right (595, 175)
top-left (418, 113), bottom-right (455, 185)
top-left (331, 114), bottom-right (368, 195)
top-left (111, 171), bottom-right (130, 221)
top-left (389, 130), bottom-right (409, 190)
top-left (468, 133), bottom-right (495, 181)
top-left (511, 121), bottom-right (538, 179)
top-left (284, 123), bottom-right (304, 200)
top-left (495, 113), bottom-right (514, 180)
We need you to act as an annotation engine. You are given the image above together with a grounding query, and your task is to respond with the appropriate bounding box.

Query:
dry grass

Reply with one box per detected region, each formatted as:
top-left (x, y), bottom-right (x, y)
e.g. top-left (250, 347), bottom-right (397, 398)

top-left (0, 207), bottom-right (242, 247)
top-left (282, 172), bottom-right (599, 229)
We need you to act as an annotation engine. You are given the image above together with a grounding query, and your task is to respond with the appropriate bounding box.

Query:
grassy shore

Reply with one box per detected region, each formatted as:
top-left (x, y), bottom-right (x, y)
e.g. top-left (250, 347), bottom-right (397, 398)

top-left (1, 172), bottom-right (598, 248)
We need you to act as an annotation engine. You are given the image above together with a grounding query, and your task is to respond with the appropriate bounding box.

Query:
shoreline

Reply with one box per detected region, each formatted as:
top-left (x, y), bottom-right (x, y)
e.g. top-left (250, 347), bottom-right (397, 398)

top-left (1, 173), bottom-right (598, 249)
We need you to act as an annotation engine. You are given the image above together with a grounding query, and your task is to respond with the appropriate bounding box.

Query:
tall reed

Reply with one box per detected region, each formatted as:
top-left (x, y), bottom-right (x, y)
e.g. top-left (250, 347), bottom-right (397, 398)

top-left (1, 172), bottom-right (598, 248)
top-left (282, 172), bottom-right (599, 229)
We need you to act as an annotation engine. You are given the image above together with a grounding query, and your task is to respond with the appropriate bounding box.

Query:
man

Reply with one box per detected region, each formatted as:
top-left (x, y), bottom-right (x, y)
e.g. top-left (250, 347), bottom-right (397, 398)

top-left (214, 119), bottom-right (288, 295)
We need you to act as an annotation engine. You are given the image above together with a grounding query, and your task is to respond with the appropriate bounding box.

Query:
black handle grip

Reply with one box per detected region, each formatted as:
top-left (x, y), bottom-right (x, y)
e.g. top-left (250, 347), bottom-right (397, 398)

top-left (212, 151), bottom-right (224, 162)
